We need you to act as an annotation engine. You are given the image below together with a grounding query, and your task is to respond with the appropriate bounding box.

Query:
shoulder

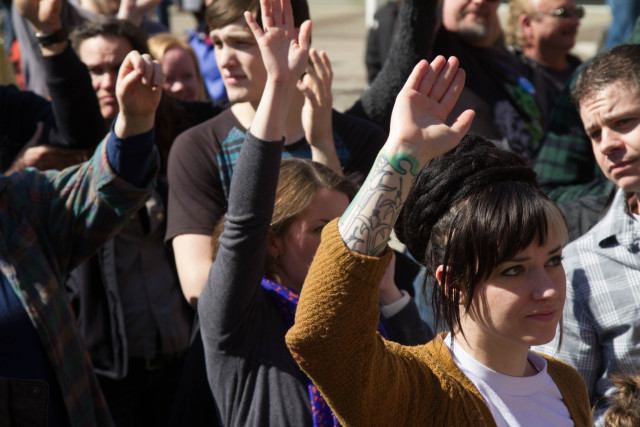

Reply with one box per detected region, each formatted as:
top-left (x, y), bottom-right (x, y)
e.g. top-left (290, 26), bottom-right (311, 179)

top-left (543, 355), bottom-right (592, 422)
top-left (544, 355), bottom-right (585, 382)
top-left (562, 191), bottom-right (632, 279)
top-left (171, 109), bottom-right (237, 155)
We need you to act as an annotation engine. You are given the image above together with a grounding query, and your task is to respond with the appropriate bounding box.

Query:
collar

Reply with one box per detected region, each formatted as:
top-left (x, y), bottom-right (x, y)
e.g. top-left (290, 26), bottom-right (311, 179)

top-left (596, 188), bottom-right (640, 252)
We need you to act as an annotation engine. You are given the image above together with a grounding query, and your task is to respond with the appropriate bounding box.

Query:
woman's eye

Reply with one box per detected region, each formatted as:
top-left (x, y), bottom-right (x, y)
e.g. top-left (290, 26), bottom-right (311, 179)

top-left (501, 266), bottom-right (523, 277)
top-left (546, 255), bottom-right (563, 267)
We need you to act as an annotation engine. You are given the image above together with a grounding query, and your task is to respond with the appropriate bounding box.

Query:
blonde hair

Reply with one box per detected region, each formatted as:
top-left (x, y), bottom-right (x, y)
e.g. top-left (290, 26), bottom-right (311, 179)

top-left (211, 158), bottom-right (357, 279)
top-left (505, 0), bottom-right (534, 48)
top-left (147, 33), bottom-right (207, 101)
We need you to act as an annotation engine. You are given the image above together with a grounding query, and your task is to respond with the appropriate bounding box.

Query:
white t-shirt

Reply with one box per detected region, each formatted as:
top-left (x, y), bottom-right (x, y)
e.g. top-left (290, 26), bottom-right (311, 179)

top-left (444, 334), bottom-right (573, 426)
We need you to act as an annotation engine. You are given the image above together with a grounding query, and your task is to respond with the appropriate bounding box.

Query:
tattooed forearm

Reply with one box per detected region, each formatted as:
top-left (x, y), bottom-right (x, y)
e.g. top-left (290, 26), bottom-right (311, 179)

top-left (338, 150), bottom-right (419, 255)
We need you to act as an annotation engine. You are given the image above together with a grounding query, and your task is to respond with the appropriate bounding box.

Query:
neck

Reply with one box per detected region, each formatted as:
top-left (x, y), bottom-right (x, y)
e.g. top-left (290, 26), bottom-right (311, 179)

top-left (455, 317), bottom-right (534, 377)
top-left (523, 46), bottom-right (569, 71)
top-left (627, 193), bottom-right (640, 215)
top-left (231, 91), bottom-right (305, 143)
top-left (269, 272), bottom-right (302, 294)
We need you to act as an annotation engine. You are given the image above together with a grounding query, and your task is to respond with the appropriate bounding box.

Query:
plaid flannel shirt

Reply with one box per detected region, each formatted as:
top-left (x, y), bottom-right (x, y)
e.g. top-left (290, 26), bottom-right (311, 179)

top-left (533, 189), bottom-right (640, 424)
top-left (0, 136), bottom-right (157, 425)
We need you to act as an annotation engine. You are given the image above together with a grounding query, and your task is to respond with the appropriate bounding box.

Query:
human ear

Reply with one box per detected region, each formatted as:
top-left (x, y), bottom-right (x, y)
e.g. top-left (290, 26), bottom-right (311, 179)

top-left (436, 264), bottom-right (464, 304)
top-left (519, 14), bottom-right (534, 42)
top-left (267, 232), bottom-right (283, 260)
top-left (435, 264), bottom-right (446, 285)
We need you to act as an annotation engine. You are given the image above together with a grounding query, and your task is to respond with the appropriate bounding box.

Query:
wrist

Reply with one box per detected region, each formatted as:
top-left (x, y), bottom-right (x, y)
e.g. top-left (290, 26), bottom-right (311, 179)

top-left (379, 285), bottom-right (404, 306)
top-left (35, 26), bottom-right (68, 53)
top-left (114, 114), bottom-right (155, 138)
top-left (117, 9), bottom-right (144, 27)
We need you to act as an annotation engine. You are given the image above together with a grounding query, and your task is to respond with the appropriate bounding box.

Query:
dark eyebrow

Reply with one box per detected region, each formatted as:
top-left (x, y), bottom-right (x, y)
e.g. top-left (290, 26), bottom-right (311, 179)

top-left (508, 245), bottom-right (562, 262)
top-left (548, 245), bottom-right (562, 255)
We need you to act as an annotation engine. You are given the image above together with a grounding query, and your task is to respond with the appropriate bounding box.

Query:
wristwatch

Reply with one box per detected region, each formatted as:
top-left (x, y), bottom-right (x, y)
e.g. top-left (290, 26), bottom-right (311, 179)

top-left (35, 28), bottom-right (69, 47)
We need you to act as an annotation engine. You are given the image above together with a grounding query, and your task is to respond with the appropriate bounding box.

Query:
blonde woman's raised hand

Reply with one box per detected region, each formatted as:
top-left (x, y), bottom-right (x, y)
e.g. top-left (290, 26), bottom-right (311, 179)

top-left (298, 49), bottom-right (342, 175)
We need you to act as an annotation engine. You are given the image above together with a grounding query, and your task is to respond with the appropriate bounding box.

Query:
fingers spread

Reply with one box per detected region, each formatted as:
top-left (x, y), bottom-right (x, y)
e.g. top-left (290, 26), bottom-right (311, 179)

top-left (439, 68), bottom-right (466, 114)
top-left (428, 56), bottom-right (459, 102)
top-left (450, 109), bottom-right (475, 136)
top-left (244, 11), bottom-right (264, 41)
top-left (417, 55), bottom-right (446, 96)
top-left (403, 60), bottom-right (429, 94)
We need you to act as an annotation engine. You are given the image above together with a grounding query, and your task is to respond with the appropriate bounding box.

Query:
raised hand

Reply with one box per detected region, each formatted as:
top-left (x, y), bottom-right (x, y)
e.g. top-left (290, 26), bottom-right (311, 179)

top-left (338, 57), bottom-right (473, 256)
top-left (244, 0), bottom-right (311, 142)
top-left (114, 51), bottom-right (164, 138)
top-left (386, 56), bottom-right (474, 167)
top-left (15, 0), bottom-right (62, 34)
top-left (117, 0), bottom-right (162, 27)
top-left (298, 48), bottom-right (342, 175)
top-left (244, 0), bottom-right (311, 86)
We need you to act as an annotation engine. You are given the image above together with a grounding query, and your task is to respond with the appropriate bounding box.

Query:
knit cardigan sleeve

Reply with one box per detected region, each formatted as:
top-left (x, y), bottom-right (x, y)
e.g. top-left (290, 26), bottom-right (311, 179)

top-left (286, 220), bottom-right (493, 425)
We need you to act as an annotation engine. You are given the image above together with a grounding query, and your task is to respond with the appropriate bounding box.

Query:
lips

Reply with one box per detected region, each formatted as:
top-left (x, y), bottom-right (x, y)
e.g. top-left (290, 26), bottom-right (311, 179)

top-left (224, 74), bottom-right (246, 84)
top-left (610, 158), bottom-right (637, 175)
top-left (527, 310), bottom-right (557, 322)
top-left (99, 95), bottom-right (117, 105)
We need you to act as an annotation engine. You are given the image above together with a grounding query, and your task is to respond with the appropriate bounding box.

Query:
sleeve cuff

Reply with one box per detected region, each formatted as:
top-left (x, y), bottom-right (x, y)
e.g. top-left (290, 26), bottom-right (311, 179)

top-left (380, 290), bottom-right (411, 318)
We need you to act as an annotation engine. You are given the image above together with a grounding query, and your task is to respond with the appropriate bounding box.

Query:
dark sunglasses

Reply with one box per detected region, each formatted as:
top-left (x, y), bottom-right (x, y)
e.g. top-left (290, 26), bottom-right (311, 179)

top-left (540, 4), bottom-right (585, 19)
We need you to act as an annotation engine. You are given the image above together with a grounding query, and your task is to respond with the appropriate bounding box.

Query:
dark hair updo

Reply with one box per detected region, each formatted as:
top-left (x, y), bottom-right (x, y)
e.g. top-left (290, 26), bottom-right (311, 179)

top-left (394, 134), bottom-right (567, 336)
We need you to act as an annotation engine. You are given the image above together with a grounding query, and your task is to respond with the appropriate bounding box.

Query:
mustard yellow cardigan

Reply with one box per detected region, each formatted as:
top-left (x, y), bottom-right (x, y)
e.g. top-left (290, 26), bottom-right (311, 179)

top-left (286, 219), bottom-right (593, 426)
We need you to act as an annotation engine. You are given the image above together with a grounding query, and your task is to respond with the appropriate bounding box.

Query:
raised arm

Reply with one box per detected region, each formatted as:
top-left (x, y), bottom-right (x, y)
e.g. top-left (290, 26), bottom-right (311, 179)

top-left (286, 57), bottom-right (473, 425)
top-left (298, 48), bottom-right (343, 175)
top-left (13, 0), bottom-right (105, 157)
top-left (198, 0), bottom-right (310, 339)
top-left (36, 49), bottom-right (163, 271)
top-left (339, 56), bottom-right (473, 255)
top-left (346, 0), bottom-right (438, 130)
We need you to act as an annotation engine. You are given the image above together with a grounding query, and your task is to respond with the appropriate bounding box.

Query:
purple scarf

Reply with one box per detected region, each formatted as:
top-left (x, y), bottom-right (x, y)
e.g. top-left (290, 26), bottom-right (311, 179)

top-left (261, 277), bottom-right (387, 427)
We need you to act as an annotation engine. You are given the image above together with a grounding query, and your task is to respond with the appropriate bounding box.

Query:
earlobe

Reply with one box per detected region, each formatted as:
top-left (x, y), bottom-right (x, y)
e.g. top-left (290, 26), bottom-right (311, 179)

top-left (267, 232), bottom-right (281, 260)
top-left (435, 265), bottom-right (445, 286)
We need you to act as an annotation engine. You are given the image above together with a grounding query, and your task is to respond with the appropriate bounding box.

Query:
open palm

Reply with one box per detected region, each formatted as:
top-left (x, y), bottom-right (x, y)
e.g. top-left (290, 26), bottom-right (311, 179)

top-left (245, 0), bottom-right (311, 85)
top-left (387, 56), bottom-right (475, 166)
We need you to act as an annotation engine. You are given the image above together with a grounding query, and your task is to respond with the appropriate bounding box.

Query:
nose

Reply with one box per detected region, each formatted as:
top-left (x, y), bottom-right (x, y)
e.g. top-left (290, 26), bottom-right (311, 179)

top-left (531, 268), bottom-right (564, 304)
top-left (216, 45), bottom-right (237, 69)
top-left (170, 79), bottom-right (185, 93)
top-left (599, 129), bottom-right (625, 156)
top-left (99, 71), bottom-right (117, 92)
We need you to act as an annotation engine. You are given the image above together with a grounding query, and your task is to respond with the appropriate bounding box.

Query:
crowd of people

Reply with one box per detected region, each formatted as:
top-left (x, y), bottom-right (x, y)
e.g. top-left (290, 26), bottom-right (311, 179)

top-left (1, 0), bottom-right (640, 425)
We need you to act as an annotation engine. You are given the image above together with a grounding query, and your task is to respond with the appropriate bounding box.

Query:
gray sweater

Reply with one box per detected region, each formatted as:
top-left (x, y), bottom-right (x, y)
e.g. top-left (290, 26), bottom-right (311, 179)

top-left (198, 133), bottom-right (430, 426)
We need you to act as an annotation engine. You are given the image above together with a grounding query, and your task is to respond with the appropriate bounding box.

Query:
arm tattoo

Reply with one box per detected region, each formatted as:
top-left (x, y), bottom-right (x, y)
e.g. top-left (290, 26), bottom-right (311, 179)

top-left (338, 150), bottom-right (418, 256)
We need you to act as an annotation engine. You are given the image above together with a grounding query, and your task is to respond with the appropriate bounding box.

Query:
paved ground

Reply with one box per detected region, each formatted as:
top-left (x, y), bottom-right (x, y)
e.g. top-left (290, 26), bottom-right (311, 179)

top-left (169, 1), bottom-right (613, 111)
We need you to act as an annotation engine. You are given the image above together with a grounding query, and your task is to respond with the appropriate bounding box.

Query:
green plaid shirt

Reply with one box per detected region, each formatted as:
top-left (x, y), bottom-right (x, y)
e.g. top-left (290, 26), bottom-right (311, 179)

top-left (1, 136), bottom-right (157, 425)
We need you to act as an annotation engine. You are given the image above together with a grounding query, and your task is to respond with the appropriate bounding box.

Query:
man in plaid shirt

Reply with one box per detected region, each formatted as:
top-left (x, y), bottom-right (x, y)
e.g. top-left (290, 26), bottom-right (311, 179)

top-left (0, 49), bottom-right (163, 425)
top-left (533, 43), bottom-right (640, 424)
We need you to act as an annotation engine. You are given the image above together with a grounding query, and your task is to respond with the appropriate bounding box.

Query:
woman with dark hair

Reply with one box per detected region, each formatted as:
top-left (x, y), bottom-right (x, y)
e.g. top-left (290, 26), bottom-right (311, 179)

top-left (285, 53), bottom-right (594, 425)
top-left (198, 1), bottom-right (430, 425)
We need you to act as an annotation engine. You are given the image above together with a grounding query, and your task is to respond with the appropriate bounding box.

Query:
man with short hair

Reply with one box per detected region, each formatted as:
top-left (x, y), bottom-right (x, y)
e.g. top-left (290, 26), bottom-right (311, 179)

top-left (533, 43), bottom-right (640, 424)
top-left (428, 0), bottom-right (558, 164)
top-left (64, 17), bottom-right (193, 427)
top-left (13, 0), bottom-right (165, 97)
top-left (70, 18), bottom-right (149, 125)
top-left (166, 0), bottom-right (388, 306)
